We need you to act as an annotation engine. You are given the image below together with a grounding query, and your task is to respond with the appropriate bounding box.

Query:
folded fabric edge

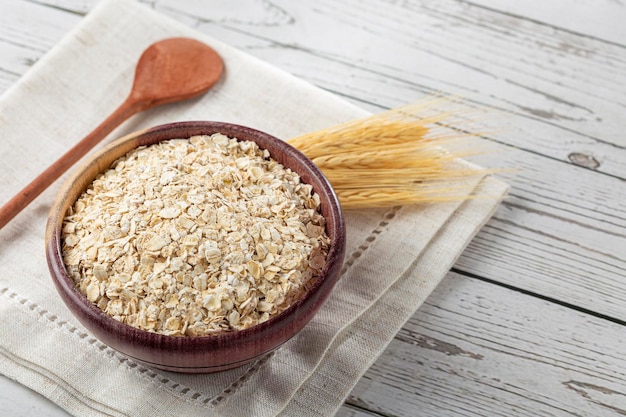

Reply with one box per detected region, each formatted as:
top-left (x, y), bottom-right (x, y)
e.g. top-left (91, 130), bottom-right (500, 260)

top-left (277, 175), bottom-right (509, 417)
top-left (0, 343), bottom-right (121, 417)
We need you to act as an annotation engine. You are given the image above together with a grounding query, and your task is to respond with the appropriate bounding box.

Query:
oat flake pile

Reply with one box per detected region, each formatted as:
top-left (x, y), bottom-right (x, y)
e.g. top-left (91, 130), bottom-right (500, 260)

top-left (61, 133), bottom-right (330, 336)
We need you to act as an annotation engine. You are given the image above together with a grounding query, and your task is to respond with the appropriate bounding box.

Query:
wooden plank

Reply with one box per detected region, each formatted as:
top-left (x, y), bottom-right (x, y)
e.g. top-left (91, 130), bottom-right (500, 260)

top-left (0, 0), bottom-right (80, 94)
top-left (467, 0), bottom-right (626, 45)
top-left (347, 272), bottom-right (626, 417)
top-left (456, 149), bottom-right (626, 319)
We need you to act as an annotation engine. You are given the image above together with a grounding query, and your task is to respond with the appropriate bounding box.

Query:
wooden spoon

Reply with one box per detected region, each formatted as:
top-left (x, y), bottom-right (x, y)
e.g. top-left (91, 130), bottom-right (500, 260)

top-left (0, 37), bottom-right (223, 230)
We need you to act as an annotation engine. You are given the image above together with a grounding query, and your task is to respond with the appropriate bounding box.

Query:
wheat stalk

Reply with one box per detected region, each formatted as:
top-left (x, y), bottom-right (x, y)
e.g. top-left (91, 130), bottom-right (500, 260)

top-left (287, 99), bottom-right (493, 209)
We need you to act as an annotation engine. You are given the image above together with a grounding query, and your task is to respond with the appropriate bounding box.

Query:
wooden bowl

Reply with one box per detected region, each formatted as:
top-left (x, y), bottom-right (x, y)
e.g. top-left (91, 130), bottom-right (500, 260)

top-left (45, 121), bottom-right (346, 373)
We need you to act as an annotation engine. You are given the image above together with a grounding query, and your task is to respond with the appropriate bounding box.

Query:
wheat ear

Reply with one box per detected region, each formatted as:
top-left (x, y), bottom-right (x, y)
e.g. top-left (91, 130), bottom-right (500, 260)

top-left (287, 100), bottom-right (493, 209)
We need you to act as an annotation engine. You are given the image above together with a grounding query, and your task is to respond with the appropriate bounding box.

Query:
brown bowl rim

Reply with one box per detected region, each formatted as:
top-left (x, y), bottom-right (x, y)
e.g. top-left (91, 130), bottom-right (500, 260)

top-left (45, 121), bottom-right (345, 370)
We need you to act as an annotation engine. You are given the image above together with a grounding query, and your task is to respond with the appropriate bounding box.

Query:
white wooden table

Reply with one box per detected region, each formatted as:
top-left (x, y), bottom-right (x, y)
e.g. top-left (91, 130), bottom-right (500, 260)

top-left (2, 1), bottom-right (626, 416)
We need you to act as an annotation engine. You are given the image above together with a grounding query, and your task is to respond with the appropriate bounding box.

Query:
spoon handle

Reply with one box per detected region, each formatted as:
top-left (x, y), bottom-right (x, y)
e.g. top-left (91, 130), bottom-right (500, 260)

top-left (0, 97), bottom-right (141, 230)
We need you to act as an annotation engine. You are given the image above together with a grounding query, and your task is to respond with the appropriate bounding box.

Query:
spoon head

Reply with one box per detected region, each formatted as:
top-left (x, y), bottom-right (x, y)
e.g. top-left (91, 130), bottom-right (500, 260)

top-left (130, 37), bottom-right (223, 108)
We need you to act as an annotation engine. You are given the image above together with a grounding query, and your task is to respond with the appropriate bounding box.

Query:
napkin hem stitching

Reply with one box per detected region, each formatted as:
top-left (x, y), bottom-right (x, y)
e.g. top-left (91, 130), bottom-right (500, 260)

top-left (0, 286), bottom-right (217, 409)
top-left (340, 206), bottom-right (399, 276)
top-left (209, 351), bottom-right (276, 407)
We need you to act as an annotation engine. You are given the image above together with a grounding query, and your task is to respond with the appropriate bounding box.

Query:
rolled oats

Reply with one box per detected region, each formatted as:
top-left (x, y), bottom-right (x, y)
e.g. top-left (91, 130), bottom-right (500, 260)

top-left (62, 133), bottom-right (330, 336)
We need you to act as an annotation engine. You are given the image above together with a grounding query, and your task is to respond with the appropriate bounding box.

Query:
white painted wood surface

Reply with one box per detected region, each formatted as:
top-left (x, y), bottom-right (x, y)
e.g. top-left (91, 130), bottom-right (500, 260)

top-left (1, 0), bottom-right (625, 416)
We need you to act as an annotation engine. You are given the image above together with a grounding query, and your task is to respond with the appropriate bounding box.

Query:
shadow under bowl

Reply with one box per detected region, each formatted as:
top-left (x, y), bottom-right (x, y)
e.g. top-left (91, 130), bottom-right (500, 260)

top-left (45, 121), bottom-right (346, 373)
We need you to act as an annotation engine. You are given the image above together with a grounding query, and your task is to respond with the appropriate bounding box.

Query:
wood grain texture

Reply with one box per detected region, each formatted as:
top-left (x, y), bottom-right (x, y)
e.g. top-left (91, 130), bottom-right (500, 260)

top-left (1, 0), bottom-right (626, 416)
top-left (0, 0), bottom-right (79, 91)
top-left (348, 272), bottom-right (626, 417)
top-left (467, 0), bottom-right (626, 45)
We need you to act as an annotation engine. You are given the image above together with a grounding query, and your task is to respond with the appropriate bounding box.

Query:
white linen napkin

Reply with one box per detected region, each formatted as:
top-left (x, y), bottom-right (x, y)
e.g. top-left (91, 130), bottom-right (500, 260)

top-left (0, 0), bottom-right (508, 415)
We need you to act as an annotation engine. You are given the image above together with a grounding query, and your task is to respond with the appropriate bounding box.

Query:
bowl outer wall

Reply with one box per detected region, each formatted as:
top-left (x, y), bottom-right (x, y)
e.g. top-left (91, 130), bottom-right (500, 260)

top-left (45, 121), bottom-right (346, 372)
